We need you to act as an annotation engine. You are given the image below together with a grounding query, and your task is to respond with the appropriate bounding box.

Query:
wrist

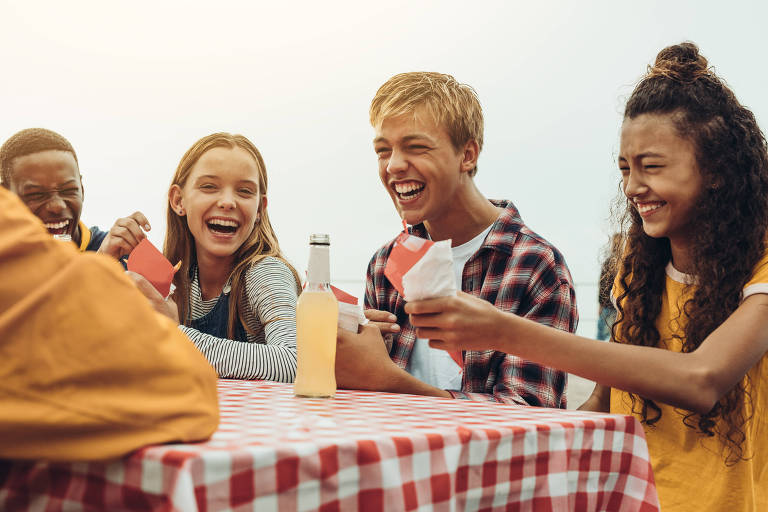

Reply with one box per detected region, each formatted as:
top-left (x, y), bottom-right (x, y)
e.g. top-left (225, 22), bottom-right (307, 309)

top-left (487, 305), bottom-right (509, 352)
top-left (389, 368), bottom-right (452, 398)
top-left (98, 243), bottom-right (119, 259)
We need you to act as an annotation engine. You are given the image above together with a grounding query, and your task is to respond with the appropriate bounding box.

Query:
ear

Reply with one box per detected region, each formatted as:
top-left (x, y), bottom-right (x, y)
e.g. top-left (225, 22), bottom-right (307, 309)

top-left (79, 173), bottom-right (85, 200)
top-left (169, 184), bottom-right (185, 216)
top-left (459, 139), bottom-right (480, 174)
top-left (260, 194), bottom-right (268, 213)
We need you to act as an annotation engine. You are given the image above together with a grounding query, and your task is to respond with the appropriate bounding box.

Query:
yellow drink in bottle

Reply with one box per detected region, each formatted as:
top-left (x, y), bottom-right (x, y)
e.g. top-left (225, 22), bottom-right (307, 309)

top-left (294, 234), bottom-right (339, 398)
top-left (294, 290), bottom-right (338, 397)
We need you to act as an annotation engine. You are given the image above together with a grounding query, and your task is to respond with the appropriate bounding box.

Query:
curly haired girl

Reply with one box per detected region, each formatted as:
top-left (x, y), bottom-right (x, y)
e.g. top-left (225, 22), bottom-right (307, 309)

top-left (405, 42), bottom-right (768, 511)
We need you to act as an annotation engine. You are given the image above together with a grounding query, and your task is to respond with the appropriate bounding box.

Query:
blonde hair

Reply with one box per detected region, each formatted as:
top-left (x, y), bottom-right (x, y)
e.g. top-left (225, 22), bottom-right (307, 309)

top-left (165, 132), bottom-right (301, 339)
top-left (369, 72), bottom-right (484, 176)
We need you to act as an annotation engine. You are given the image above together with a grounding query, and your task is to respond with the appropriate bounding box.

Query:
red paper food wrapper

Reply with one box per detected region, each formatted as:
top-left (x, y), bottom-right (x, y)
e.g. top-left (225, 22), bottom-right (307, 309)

top-left (330, 285), bottom-right (357, 305)
top-left (384, 232), bottom-right (456, 301)
top-left (331, 285), bottom-right (368, 332)
top-left (384, 231), bottom-right (462, 368)
top-left (127, 239), bottom-right (178, 298)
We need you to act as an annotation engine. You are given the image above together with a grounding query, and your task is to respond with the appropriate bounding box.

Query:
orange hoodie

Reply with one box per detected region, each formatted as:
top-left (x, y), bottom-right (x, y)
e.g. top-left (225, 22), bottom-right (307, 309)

top-left (0, 187), bottom-right (219, 460)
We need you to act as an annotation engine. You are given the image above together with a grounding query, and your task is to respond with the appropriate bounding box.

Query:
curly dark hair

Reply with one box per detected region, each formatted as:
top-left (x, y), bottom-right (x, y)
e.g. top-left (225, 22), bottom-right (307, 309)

top-left (0, 128), bottom-right (79, 188)
top-left (612, 42), bottom-right (768, 464)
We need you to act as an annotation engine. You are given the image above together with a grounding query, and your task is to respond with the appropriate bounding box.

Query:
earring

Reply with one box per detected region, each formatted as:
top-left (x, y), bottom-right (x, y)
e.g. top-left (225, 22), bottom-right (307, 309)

top-left (178, 208), bottom-right (185, 215)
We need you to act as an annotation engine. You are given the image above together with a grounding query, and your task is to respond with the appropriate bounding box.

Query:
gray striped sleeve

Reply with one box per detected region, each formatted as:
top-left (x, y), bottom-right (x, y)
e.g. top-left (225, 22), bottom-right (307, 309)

top-left (180, 257), bottom-right (298, 382)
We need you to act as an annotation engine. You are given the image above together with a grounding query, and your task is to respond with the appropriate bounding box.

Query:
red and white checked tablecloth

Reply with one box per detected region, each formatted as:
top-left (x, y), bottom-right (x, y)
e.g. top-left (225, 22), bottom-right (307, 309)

top-left (0, 379), bottom-right (659, 511)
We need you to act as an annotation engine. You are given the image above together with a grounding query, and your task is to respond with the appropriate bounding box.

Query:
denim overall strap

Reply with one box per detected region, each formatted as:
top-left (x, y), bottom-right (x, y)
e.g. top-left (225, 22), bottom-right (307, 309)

top-left (189, 289), bottom-right (250, 343)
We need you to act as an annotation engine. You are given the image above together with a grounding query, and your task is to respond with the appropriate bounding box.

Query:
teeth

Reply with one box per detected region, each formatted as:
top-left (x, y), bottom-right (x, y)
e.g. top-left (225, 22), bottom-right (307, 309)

top-left (637, 203), bottom-right (664, 214)
top-left (45, 220), bottom-right (69, 229)
top-left (394, 182), bottom-right (425, 194)
top-left (207, 219), bottom-right (239, 228)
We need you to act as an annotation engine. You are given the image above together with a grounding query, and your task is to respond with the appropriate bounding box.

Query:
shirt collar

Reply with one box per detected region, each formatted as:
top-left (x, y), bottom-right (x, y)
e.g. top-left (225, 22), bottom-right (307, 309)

top-left (77, 220), bottom-right (92, 253)
top-left (409, 199), bottom-right (521, 254)
top-left (665, 261), bottom-right (696, 284)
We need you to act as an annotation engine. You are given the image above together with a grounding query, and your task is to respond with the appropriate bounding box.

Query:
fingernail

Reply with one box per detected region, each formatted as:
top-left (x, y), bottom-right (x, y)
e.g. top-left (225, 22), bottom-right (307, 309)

top-left (391, 324), bottom-right (400, 332)
top-left (388, 314), bottom-right (397, 321)
top-left (144, 224), bottom-right (151, 231)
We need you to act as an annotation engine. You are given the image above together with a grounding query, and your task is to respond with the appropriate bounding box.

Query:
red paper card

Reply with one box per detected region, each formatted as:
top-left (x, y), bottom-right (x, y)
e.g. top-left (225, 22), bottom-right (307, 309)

top-left (330, 285), bottom-right (358, 305)
top-left (127, 239), bottom-right (176, 298)
top-left (383, 232), bottom-right (434, 295)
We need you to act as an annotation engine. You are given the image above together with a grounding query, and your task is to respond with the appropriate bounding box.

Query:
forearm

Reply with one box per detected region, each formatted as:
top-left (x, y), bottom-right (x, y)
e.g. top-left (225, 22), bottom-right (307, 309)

top-left (180, 326), bottom-right (297, 382)
top-left (387, 369), bottom-right (452, 398)
top-left (577, 384), bottom-right (610, 412)
top-left (494, 314), bottom-right (713, 413)
top-left (578, 394), bottom-right (608, 412)
top-left (448, 389), bottom-right (529, 405)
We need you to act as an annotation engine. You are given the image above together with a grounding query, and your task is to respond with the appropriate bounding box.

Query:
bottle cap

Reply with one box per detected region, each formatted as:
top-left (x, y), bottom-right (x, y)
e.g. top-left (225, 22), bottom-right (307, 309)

top-left (309, 233), bottom-right (330, 245)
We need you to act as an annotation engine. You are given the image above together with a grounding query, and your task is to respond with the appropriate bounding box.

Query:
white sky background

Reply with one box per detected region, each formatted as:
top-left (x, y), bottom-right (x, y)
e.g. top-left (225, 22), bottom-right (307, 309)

top-left (2, 1), bottom-right (767, 336)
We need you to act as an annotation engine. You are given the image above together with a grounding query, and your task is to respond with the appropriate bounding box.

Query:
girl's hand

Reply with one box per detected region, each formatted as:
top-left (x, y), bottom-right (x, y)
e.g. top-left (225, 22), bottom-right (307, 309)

top-left (364, 308), bottom-right (400, 334)
top-left (126, 271), bottom-right (180, 324)
top-left (405, 291), bottom-right (507, 353)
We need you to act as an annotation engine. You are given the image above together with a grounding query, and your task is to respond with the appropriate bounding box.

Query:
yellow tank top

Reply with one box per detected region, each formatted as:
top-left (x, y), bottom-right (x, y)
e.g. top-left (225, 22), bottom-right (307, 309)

top-left (611, 255), bottom-right (768, 511)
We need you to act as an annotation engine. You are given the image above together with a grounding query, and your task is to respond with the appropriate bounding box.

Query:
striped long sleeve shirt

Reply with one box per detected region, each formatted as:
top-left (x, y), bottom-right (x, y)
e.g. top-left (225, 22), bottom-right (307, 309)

top-left (180, 257), bottom-right (298, 382)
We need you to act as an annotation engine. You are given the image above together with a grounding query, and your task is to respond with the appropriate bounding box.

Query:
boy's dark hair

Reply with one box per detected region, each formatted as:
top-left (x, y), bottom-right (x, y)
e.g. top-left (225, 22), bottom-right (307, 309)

top-left (613, 42), bottom-right (768, 464)
top-left (0, 128), bottom-right (79, 188)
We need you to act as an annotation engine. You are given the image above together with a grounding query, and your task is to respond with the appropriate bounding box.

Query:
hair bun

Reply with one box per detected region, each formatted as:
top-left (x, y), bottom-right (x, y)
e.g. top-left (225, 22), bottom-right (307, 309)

top-left (648, 42), bottom-right (710, 82)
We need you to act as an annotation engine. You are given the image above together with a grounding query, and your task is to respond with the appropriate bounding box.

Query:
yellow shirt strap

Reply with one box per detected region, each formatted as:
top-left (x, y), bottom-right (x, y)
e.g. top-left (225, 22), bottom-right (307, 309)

top-left (77, 220), bottom-right (92, 253)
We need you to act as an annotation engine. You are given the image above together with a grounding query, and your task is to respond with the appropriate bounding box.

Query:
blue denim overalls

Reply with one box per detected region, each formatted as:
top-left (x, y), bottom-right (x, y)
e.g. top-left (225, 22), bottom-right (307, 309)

top-left (189, 268), bottom-right (249, 342)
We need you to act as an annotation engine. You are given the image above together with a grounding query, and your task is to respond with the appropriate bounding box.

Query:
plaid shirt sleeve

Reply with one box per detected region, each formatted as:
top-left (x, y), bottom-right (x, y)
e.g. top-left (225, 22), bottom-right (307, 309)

top-left (448, 231), bottom-right (577, 408)
top-left (364, 245), bottom-right (402, 355)
top-left (364, 253), bottom-right (379, 309)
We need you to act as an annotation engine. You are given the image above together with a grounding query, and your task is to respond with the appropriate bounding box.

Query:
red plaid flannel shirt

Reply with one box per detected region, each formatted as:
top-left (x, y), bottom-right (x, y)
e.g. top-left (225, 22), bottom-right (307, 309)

top-left (365, 200), bottom-right (578, 407)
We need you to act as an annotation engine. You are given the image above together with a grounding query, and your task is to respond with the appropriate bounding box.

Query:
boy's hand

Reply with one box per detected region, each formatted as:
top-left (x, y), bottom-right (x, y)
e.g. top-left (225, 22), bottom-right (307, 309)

top-left (126, 271), bottom-right (179, 324)
top-left (98, 211), bottom-right (151, 260)
top-left (405, 291), bottom-right (505, 353)
top-left (335, 324), bottom-right (404, 391)
top-left (363, 308), bottom-right (400, 334)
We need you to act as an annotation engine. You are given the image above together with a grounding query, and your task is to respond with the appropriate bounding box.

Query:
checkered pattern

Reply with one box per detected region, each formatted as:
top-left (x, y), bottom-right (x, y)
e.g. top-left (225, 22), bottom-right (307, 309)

top-left (0, 379), bottom-right (659, 511)
top-left (366, 199), bottom-right (578, 407)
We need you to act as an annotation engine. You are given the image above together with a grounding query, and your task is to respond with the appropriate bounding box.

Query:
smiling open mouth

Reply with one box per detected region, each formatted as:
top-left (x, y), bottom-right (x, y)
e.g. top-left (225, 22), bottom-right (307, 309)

top-left (44, 219), bottom-right (70, 235)
top-left (636, 202), bottom-right (666, 215)
top-left (394, 181), bottom-right (425, 201)
top-left (206, 218), bottom-right (240, 234)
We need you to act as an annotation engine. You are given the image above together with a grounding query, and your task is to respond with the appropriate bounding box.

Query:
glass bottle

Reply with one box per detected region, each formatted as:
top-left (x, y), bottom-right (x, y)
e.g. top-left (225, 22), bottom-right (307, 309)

top-left (294, 233), bottom-right (339, 398)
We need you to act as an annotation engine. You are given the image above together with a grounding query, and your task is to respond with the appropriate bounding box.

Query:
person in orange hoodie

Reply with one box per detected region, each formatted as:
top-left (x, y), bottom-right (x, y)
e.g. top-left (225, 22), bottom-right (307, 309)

top-left (0, 185), bottom-right (219, 461)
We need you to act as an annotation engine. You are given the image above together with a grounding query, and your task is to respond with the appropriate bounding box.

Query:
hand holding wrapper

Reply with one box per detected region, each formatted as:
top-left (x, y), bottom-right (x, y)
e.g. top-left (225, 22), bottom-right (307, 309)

top-left (384, 231), bottom-right (463, 368)
top-left (127, 239), bottom-right (179, 299)
top-left (331, 285), bottom-right (368, 332)
top-left (384, 232), bottom-right (456, 301)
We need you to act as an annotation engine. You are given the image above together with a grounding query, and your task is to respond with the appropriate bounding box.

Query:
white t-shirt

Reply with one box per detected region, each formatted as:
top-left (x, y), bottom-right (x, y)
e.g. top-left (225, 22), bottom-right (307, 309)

top-left (405, 225), bottom-right (494, 390)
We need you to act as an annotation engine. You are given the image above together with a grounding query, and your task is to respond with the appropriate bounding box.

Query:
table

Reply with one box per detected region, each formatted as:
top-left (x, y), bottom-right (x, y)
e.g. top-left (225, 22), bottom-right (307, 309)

top-left (0, 380), bottom-right (659, 511)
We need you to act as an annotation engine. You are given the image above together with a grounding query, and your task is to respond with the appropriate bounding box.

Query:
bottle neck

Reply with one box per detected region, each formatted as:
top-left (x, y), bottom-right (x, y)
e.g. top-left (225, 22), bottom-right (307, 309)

top-left (306, 243), bottom-right (331, 287)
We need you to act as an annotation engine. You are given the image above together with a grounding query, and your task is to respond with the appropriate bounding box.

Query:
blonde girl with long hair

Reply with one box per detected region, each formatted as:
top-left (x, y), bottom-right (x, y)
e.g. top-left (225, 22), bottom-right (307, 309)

top-left (165, 133), bottom-right (301, 382)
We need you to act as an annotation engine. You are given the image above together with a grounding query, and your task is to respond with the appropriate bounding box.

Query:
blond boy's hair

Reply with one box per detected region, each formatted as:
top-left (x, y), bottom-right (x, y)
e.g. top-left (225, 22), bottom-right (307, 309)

top-left (369, 72), bottom-right (484, 176)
